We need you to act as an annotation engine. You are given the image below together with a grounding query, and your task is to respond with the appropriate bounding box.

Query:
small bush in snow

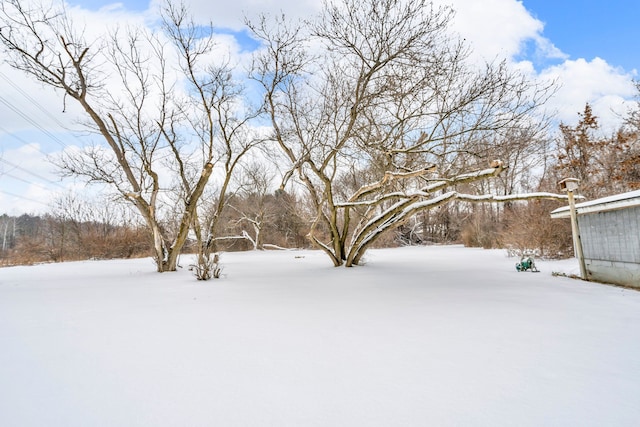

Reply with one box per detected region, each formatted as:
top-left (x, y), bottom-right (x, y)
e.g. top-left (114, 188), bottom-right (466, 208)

top-left (190, 253), bottom-right (222, 280)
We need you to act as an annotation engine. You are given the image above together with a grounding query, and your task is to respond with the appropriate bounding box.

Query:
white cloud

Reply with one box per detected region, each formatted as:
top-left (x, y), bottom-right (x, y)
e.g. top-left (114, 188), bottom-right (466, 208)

top-left (0, 143), bottom-right (60, 214)
top-left (539, 58), bottom-right (637, 130)
top-left (444, 0), bottom-right (557, 61)
top-left (0, 141), bottom-right (108, 214)
top-left (436, 0), bottom-right (636, 131)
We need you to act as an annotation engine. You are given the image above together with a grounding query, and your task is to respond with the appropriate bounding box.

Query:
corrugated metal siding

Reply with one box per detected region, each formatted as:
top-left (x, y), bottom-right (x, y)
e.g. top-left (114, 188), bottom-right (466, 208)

top-left (587, 259), bottom-right (640, 287)
top-left (580, 206), bottom-right (640, 264)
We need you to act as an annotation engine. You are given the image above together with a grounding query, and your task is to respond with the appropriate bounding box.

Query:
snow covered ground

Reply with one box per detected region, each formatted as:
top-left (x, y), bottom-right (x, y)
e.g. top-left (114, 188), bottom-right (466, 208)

top-left (1, 245), bottom-right (639, 427)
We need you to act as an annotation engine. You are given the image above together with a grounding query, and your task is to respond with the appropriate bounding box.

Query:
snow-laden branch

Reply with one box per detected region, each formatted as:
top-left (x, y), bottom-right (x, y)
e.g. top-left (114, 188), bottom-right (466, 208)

top-left (336, 162), bottom-right (504, 208)
top-left (262, 244), bottom-right (294, 250)
top-left (335, 190), bottom-right (429, 208)
top-left (456, 192), bottom-right (579, 202)
top-left (213, 235), bottom-right (248, 241)
top-left (348, 165), bottom-right (436, 202)
top-left (390, 191), bottom-right (578, 220)
top-left (423, 161), bottom-right (505, 193)
top-left (345, 189), bottom-right (575, 266)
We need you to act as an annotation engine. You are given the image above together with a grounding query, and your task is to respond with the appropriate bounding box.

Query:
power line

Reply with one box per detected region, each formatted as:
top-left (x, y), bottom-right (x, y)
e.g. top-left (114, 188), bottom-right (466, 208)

top-left (0, 158), bottom-right (68, 189)
top-left (0, 94), bottom-right (71, 150)
top-left (2, 170), bottom-right (67, 193)
top-left (0, 189), bottom-right (50, 207)
top-left (0, 71), bottom-right (74, 132)
top-left (0, 125), bottom-right (31, 145)
top-left (0, 70), bottom-right (98, 167)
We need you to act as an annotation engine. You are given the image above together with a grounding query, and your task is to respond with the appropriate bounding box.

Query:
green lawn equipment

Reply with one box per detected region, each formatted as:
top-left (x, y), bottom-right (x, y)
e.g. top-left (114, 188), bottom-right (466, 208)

top-left (516, 254), bottom-right (539, 272)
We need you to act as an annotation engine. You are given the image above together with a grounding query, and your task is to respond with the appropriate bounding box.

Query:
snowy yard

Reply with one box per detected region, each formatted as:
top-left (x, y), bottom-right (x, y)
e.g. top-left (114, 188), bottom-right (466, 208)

top-left (1, 245), bottom-right (639, 426)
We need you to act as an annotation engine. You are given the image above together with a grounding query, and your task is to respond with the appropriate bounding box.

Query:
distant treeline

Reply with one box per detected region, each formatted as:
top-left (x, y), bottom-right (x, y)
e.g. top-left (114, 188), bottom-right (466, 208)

top-left (0, 213), bottom-right (150, 266)
top-left (0, 194), bottom-right (575, 268)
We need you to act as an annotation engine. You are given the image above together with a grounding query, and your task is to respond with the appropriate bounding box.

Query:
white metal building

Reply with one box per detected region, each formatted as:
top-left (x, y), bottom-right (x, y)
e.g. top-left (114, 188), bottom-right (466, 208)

top-left (550, 190), bottom-right (640, 287)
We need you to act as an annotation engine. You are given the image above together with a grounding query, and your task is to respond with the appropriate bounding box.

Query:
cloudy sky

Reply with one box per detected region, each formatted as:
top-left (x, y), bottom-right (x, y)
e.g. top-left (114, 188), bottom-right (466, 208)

top-left (1, 0), bottom-right (638, 215)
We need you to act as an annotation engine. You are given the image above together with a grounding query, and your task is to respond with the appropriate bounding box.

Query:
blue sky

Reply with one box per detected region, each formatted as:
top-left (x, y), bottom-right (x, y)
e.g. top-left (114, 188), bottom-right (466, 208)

top-left (1, 0), bottom-right (639, 214)
top-left (522, 0), bottom-right (639, 72)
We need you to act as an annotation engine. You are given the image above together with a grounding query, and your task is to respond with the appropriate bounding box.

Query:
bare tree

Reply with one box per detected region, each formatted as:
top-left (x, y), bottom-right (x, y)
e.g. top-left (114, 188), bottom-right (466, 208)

top-left (555, 103), bottom-right (640, 198)
top-left (556, 104), bottom-right (606, 198)
top-left (159, 3), bottom-right (263, 278)
top-left (220, 161), bottom-right (273, 250)
top-left (0, 215), bottom-right (16, 257)
top-left (0, 1), bottom-right (260, 273)
top-left (248, 0), bottom-right (565, 267)
top-left (615, 81), bottom-right (640, 190)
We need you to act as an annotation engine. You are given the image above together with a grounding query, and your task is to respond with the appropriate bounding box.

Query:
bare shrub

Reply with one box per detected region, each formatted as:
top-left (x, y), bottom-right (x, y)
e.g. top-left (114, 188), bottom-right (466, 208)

top-left (460, 213), bottom-right (501, 249)
top-left (499, 200), bottom-right (573, 259)
top-left (191, 252), bottom-right (222, 280)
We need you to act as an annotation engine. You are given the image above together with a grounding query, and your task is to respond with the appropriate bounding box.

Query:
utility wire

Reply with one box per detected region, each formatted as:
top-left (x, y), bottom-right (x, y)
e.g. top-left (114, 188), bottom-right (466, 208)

top-left (0, 71), bottom-right (75, 133)
top-left (0, 158), bottom-right (68, 189)
top-left (0, 189), bottom-right (50, 206)
top-left (2, 170), bottom-right (67, 192)
top-left (0, 94), bottom-right (71, 150)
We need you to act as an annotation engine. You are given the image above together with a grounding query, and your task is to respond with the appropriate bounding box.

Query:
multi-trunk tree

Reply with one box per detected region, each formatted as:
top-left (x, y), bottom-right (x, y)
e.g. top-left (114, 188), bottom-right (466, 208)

top-left (0, 0), bottom-right (261, 272)
top-left (249, 0), bottom-right (566, 267)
